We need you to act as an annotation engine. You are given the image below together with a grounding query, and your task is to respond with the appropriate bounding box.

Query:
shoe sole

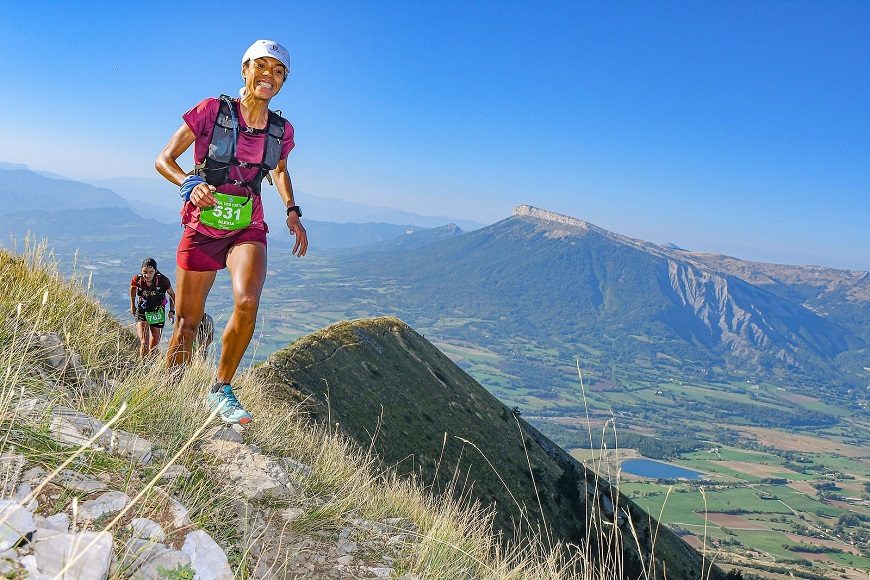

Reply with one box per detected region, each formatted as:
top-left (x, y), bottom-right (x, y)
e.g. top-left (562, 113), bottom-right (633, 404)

top-left (216, 415), bottom-right (252, 425)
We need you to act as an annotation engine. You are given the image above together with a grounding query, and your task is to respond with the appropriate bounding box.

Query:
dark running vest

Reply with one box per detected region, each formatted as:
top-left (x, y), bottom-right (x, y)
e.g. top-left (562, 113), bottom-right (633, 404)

top-left (136, 273), bottom-right (169, 310)
top-left (194, 95), bottom-right (285, 195)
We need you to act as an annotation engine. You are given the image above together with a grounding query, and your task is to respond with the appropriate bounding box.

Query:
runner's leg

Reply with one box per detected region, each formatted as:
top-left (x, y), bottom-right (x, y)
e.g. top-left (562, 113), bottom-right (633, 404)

top-left (167, 269), bottom-right (217, 368)
top-left (148, 326), bottom-right (163, 356)
top-left (216, 242), bottom-right (266, 383)
top-left (136, 321), bottom-right (149, 359)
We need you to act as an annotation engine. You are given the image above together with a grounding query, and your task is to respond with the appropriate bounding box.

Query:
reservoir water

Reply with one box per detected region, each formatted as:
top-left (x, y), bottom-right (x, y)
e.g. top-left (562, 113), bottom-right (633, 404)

top-left (621, 458), bottom-right (706, 480)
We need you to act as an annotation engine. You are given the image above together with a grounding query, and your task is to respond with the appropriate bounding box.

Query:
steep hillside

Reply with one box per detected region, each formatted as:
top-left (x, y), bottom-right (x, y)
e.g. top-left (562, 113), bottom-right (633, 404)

top-left (334, 206), bottom-right (863, 388)
top-left (252, 317), bottom-right (723, 580)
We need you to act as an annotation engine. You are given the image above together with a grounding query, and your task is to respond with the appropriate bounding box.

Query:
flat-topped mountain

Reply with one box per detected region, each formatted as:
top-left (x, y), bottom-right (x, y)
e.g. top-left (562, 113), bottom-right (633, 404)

top-left (335, 205), bottom-right (866, 392)
top-left (252, 317), bottom-right (722, 579)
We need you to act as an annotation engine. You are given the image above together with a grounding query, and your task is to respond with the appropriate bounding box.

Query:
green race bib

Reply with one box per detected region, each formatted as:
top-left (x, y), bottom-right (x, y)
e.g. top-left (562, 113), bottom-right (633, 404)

top-left (144, 308), bottom-right (166, 325)
top-left (199, 193), bottom-right (253, 230)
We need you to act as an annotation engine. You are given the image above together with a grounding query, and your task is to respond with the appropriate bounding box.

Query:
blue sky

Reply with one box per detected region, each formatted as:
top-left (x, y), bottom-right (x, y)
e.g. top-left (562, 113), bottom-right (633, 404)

top-left (1, 1), bottom-right (868, 270)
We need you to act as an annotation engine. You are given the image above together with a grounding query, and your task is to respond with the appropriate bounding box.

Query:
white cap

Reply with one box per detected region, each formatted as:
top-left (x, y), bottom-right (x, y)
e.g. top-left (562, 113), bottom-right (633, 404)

top-left (242, 40), bottom-right (290, 72)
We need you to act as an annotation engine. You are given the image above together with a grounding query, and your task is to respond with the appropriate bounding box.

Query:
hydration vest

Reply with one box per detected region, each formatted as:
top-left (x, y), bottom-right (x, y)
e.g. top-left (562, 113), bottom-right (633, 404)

top-left (135, 273), bottom-right (170, 308)
top-left (194, 95), bottom-right (286, 196)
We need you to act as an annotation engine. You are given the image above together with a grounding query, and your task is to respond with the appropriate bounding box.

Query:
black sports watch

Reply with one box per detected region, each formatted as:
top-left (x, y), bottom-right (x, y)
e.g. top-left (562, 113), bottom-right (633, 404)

top-left (286, 205), bottom-right (302, 218)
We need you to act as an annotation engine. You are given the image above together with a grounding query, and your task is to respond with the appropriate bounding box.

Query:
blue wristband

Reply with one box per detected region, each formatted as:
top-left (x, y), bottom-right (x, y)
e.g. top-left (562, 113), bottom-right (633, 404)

top-left (180, 175), bottom-right (206, 201)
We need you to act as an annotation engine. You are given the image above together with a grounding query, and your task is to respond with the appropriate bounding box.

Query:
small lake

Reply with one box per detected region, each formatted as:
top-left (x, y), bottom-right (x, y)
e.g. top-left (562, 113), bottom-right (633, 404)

top-left (621, 458), bottom-right (706, 480)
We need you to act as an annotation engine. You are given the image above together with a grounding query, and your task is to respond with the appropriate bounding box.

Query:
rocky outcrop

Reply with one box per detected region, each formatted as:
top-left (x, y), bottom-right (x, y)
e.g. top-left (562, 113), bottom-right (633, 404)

top-left (0, 399), bottom-right (415, 579)
top-left (514, 204), bottom-right (591, 230)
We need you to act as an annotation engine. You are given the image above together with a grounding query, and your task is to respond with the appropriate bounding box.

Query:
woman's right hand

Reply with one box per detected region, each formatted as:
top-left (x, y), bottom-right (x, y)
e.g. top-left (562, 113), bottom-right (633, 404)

top-left (189, 183), bottom-right (218, 208)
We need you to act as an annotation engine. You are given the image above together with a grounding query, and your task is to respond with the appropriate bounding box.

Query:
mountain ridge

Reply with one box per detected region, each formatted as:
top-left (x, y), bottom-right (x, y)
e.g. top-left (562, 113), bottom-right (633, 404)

top-left (334, 205), bottom-right (865, 390)
top-left (252, 316), bottom-right (722, 579)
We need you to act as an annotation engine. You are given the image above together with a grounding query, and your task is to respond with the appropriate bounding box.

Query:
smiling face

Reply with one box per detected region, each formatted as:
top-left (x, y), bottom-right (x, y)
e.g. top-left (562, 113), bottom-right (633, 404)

top-left (242, 56), bottom-right (287, 101)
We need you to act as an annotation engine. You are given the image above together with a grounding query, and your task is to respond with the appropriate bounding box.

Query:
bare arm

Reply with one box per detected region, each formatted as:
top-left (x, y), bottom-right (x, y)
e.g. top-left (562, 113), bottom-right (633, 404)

top-left (129, 286), bottom-right (137, 315)
top-left (166, 286), bottom-right (176, 324)
top-left (273, 158), bottom-right (308, 257)
top-left (155, 124), bottom-right (216, 208)
top-left (167, 286), bottom-right (176, 311)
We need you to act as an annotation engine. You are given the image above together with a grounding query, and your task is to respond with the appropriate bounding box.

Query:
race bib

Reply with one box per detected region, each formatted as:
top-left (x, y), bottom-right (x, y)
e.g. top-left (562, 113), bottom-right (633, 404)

top-left (144, 308), bottom-right (166, 325)
top-left (199, 193), bottom-right (253, 230)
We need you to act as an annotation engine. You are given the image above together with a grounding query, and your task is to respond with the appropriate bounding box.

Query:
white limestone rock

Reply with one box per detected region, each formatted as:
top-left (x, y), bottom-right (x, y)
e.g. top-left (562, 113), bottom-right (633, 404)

top-left (182, 530), bottom-right (232, 580)
top-left (150, 487), bottom-right (192, 529)
top-left (204, 425), bottom-right (244, 443)
top-left (14, 481), bottom-right (38, 511)
top-left (0, 547), bottom-right (21, 576)
top-left (32, 531), bottom-right (112, 580)
top-left (32, 526), bottom-right (67, 542)
top-left (19, 554), bottom-right (48, 580)
top-left (336, 537), bottom-right (357, 555)
top-left (56, 469), bottom-right (108, 493)
top-left (201, 439), bottom-right (300, 501)
top-left (49, 416), bottom-right (97, 449)
top-left (159, 464), bottom-right (191, 482)
top-left (44, 512), bottom-right (71, 532)
top-left (0, 555), bottom-right (18, 577)
top-left (37, 334), bottom-right (100, 394)
top-left (120, 537), bottom-right (191, 580)
top-left (21, 465), bottom-right (47, 484)
top-left (281, 507), bottom-right (304, 522)
top-left (51, 406), bottom-right (107, 442)
top-left (78, 490), bottom-right (130, 521)
top-left (111, 430), bottom-right (153, 465)
top-left (0, 500), bottom-right (36, 551)
top-left (37, 332), bottom-right (70, 370)
top-left (127, 518), bottom-right (166, 543)
top-left (281, 457), bottom-right (312, 478)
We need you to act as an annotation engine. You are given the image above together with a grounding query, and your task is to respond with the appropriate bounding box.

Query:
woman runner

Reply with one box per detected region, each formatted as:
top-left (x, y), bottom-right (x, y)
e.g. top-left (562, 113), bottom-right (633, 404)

top-left (155, 40), bottom-right (307, 425)
top-left (130, 258), bottom-right (176, 359)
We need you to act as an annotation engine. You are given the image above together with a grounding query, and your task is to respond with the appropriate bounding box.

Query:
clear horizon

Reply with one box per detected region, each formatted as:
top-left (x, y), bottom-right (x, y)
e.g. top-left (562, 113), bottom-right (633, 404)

top-left (1, 1), bottom-right (867, 271)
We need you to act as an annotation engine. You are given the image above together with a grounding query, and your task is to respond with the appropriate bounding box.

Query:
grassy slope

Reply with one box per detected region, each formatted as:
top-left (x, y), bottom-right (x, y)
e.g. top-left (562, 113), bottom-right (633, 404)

top-left (251, 317), bottom-right (724, 580)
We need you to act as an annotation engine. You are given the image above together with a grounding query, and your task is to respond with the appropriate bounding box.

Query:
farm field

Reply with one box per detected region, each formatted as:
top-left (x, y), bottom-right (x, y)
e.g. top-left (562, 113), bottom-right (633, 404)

top-left (609, 437), bottom-right (870, 578)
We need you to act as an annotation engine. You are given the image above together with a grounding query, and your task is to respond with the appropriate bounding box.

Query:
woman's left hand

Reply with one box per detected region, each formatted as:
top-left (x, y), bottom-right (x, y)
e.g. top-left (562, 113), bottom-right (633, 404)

top-left (286, 214), bottom-right (308, 257)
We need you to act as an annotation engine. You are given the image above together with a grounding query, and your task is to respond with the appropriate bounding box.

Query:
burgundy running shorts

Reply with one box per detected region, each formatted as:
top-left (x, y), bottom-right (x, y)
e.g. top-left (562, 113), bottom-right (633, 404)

top-left (176, 226), bottom-right (267, 271)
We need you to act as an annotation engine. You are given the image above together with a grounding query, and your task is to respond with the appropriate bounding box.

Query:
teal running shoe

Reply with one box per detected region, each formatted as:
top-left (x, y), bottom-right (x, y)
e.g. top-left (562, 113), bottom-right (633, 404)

top-left (207, 384), bottom-right (252, 425)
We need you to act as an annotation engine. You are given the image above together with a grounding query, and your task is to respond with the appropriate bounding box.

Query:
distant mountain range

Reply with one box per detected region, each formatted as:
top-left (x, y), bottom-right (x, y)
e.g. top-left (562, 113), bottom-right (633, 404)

top-left (87, 175), bottom-right (485, 231)
top-left (0, 165), bottom-right (131, 212)
top-left (0, 165), bottom-right (467, 252)
top-left (333, 205), bottom-right (869, 393)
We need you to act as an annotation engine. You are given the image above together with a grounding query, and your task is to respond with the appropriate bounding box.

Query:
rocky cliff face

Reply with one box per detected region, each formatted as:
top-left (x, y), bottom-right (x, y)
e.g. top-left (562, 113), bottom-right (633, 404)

top-left (665, 259), bottom-right (833, 366)
top-left (510, 206), bottom-right (855, 376)
top-left (252, 317), bottom-right (723, 580)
